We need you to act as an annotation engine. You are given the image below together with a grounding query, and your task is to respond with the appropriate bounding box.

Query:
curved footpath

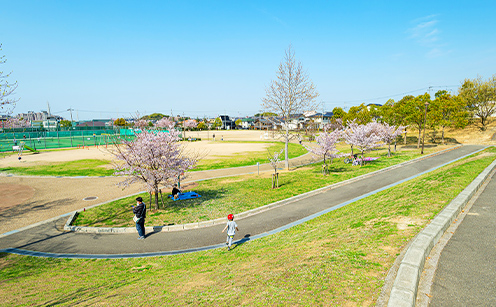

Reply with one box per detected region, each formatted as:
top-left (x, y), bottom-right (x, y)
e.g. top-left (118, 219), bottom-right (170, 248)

top-left (0, 150), bottom-right (317, 235)
top-left (0, 145), bottom-right (488, 261)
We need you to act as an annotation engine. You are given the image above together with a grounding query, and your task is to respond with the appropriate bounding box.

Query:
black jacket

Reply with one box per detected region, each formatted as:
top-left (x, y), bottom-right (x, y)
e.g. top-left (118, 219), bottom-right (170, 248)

top-left (133, 202), bottom-right (146, 219)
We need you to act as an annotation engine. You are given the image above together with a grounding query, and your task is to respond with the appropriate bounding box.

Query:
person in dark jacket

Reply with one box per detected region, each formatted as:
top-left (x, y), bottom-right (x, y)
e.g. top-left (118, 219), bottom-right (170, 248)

top-left (132, 197), bottom-right (146, 240)
top-left (171, 183), bottom-right (182, 200)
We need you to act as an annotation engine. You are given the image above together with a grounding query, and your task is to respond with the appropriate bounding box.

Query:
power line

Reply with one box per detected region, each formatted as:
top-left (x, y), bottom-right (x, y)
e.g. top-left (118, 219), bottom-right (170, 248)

top-left (323, 85), bottom-right (459, 104)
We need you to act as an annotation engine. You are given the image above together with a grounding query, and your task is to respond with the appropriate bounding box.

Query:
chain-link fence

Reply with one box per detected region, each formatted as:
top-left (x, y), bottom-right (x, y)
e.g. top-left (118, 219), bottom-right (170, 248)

top-left (0, 128), bottom-right (135, 152)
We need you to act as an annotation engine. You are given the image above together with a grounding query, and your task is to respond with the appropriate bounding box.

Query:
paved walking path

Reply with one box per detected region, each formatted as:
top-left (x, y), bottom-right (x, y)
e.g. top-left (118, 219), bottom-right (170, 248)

top-left (429, 163), bottom-right (496, 306)
top-left (0, 149), bottom-right (317, 234)
top-left (0, 145), bottom-right (486, 258)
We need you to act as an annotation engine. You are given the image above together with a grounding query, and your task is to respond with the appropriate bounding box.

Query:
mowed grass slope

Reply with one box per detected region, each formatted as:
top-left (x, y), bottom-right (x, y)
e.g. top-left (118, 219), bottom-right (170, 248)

top-left (193, 141), bottom-right (307, 171)
top-left (1, 148), bottom-right (494, 306)
top-left (76, 147), bottom-right (435, 227)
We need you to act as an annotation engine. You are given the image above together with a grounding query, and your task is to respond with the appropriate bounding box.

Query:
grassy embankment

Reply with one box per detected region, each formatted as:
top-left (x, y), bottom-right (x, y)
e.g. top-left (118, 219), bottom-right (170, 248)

top-left (192, 141), bottom-right (307, 171)
top-left (1, 148), bottom-right (494, 306)
top-left (0, 142), bottom-right (306, 177)
top-left (76, 146), bottom-right (443, 227)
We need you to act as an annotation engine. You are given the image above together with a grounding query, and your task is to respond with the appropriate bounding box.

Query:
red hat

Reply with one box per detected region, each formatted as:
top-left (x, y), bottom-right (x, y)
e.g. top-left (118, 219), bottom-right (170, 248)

top-left (227, 214), bottom-right (234, 220)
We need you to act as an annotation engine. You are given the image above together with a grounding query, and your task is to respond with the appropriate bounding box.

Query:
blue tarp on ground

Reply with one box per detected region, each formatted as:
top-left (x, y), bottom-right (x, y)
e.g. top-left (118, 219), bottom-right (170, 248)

top-left (168, 191), bottom-right (201, 201)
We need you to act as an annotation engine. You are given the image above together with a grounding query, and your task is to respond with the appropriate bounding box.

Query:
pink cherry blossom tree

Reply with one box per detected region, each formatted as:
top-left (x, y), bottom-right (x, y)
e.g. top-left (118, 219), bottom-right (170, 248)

top-left (111, 128), bottom-right (198, 209)
top-left (377, 123), bottom-right (407, 157)
top-left (183, 119), bottom-right (197, 139)
top-left (342, 121), bottom-right (382, 166)
top-left (324, 118), bottom-right (344, 132)
top-left (3, 117), bottom-right (30, 129)
top-left (133, 118), bottom-right (151, 130)
top-left (305, 128), bottom-right (343, 175)
top-left (154, 117), bottom-right (175, 130)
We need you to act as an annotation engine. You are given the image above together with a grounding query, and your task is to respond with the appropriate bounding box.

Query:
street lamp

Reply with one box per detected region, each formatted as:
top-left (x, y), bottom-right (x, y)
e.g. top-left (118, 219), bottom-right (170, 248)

top-left (421, 101), bottom-right (429, 154)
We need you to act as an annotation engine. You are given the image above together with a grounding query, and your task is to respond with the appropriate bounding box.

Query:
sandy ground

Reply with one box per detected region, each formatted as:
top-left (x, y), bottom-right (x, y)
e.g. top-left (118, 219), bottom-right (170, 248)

top-left (0, 130), bottom-right (277, 167)
top-left (0, 130), bottom-right (299, 234)
top-left (2, 124), bottom-right (488, 235)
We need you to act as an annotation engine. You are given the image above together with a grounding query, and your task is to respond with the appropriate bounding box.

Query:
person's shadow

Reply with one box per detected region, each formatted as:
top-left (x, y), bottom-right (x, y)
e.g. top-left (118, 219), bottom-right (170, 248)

top-left (231, 234), bottom-right (251, 250)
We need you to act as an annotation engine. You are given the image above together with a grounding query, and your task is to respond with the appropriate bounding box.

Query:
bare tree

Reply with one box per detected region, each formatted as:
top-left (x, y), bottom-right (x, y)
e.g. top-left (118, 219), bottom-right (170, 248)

top-left (262, 46), bottom-right (319, 170)
top-left (0, 44), bottom-right (19, 114)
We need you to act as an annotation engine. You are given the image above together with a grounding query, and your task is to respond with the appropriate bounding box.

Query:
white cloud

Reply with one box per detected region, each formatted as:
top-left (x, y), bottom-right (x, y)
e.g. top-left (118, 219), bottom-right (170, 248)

top-left (408, 15), bottom-right (450, 58)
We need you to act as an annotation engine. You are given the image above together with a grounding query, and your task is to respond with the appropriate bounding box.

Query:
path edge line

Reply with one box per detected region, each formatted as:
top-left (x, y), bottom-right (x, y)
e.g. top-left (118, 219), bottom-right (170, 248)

top-left (0, 146), bottom-right (489, 259)
top-left (64, 146), bottom-right (462, 234)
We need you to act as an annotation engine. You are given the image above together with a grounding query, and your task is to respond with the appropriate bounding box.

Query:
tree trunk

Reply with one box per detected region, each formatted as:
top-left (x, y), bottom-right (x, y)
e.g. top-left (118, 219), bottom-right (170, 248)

top-left (404, 130), bottom-right (407, 145)
top-left (284, 125), bottom-right (289, 170)
top-left (417, 127), bottom-right (421, 148)
top-left (360, 149), bottom-right (364, 166)
top-left (481, 116), bottom-right (486, 130)
top-left (388, 143), bottom-right (391, 157)
top-left (323, 155), bottom-right (326, 175)
top-left (442, 125), bottom-right (445, 145)
top-left (154, 187), bottom-right (159, 210)
top-left (350, 145), bottom-right (354, 156)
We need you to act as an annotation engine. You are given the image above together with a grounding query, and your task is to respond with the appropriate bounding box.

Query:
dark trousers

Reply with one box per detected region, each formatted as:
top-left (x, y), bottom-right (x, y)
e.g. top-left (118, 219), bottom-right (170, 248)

top-left (136, 219), bottom-right (145, 237)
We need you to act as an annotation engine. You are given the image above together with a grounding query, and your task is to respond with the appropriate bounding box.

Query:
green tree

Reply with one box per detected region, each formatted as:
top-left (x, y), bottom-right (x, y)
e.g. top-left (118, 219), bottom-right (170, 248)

top-left (331, 107), bottom-right (346, 122)
top-left (376, 99), bottom-right (407, 149)
top-left (458, 75), bottom-right (496, 130)
top-left (197, 122), bottom-right (207, 130)
top-left (393, 96), bottom-right (414, 145)
top-left (235, 119), bottom-right (242, 127)
top-left (368, 104), bottom-right (381, 121)
top-left (378, 99), bottom-right (395, 124)
top-left (345, 103), bottom-right (371, 125)
top-left (59, 120), bottom-right (72, 128)
top-left (114, 118), bottom-right (127, 127)
top-left (142, 113), bottom-right (166, 121)
top-left (404, 93), bottom-right (431, 148)
top-left (430, 91), bottom-right (470, 144)
top-left (212, 117), bottom-right (222, 129)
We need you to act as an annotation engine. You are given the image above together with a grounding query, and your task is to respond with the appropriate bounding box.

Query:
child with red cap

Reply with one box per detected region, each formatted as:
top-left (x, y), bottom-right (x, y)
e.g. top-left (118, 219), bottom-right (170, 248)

top-left (222, 214), bottom-right (238, 251)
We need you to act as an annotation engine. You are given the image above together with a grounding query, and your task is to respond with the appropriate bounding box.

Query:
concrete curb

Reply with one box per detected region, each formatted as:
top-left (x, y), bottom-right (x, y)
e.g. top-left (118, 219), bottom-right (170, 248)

top-left (65, 146), bottom-right (462, 234)
top-left (386, 156), bottom-right (496, 307)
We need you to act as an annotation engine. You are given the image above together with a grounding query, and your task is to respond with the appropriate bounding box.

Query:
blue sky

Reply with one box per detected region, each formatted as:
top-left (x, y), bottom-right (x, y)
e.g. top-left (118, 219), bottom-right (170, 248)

top-left (2, 0), bottom-right (495, 120)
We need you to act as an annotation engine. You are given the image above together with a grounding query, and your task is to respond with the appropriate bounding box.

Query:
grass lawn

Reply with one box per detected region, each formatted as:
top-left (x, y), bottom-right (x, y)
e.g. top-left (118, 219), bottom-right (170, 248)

top-left (0, 159), bottom-right (114, 177)
top-left (75, 146), bottom-right (447, 227)
top-left (1, 148), bottom-right (494, 306)
top-left (0, 142), bottom-right (307, 177)
top-left (192, 141), bottom-right (307, 171)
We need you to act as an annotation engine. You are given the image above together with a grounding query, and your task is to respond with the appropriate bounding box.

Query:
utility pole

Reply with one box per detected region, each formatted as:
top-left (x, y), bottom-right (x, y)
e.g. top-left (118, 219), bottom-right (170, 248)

top-left (421, 101), bottom-right (429, 154)
top-left (67, 108), bottom-right (74, 125)
top-left (321, 102), bottom-right (324, 132)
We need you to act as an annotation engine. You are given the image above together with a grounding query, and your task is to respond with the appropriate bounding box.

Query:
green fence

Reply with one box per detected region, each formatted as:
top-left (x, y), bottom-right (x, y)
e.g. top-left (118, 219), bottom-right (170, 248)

top-left (0, 129), bottom-right (136, 152)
